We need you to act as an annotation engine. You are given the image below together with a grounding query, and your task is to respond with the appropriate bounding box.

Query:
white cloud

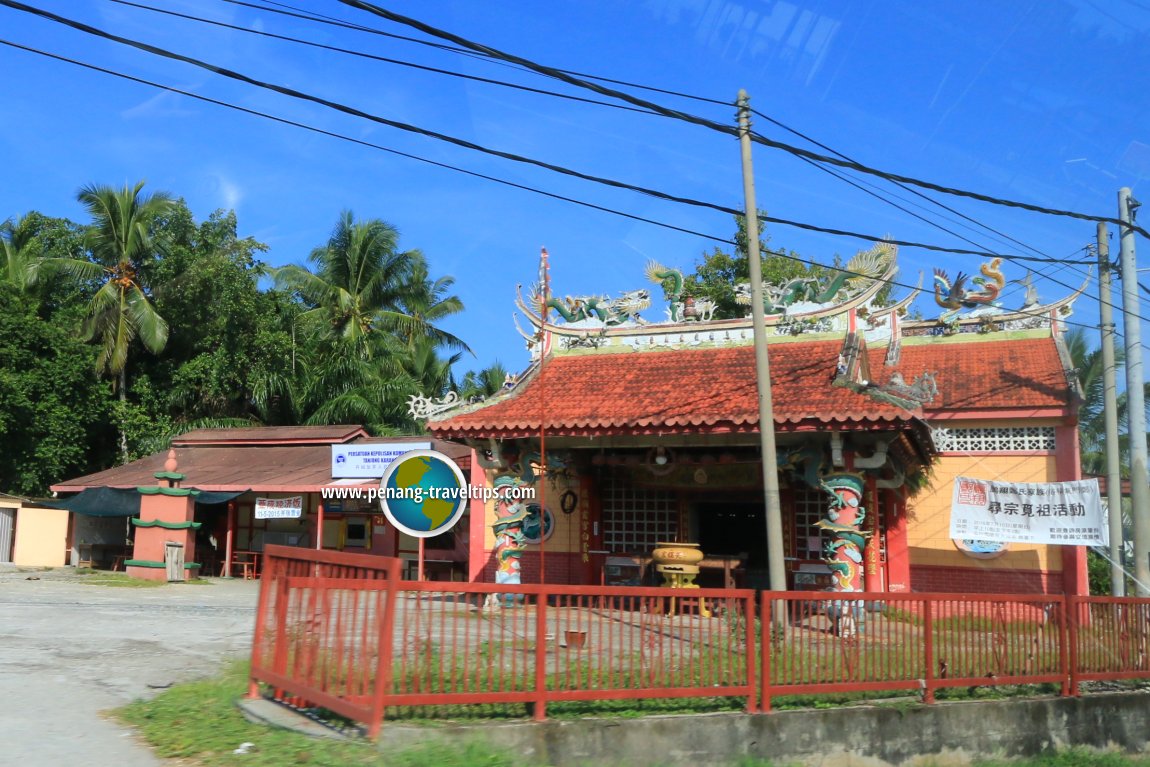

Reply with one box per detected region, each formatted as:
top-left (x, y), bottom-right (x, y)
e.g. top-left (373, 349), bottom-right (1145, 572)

top-left (205, 172), bottom-right (243, 211)
top-left (121, 91), bottom-right (196, 120)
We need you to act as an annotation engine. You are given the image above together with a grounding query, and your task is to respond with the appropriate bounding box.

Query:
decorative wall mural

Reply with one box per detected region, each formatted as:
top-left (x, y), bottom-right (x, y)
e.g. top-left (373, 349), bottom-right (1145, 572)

top-left (520, 503), bottom-right (555, 544)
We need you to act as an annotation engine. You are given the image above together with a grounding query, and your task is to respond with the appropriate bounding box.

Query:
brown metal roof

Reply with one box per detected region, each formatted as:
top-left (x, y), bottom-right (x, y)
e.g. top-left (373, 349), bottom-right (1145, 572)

top-left (52, 435), bottom-right (471, 493)
top-left (172, 424), bottom-right (369, 446)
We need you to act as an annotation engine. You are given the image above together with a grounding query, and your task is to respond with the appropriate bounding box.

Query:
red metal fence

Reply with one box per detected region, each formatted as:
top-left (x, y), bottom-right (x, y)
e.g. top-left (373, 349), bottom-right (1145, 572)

top-left (248, 548), bottom-right (1150, 737)
top-left (249, 545), bottom-right (401, 738)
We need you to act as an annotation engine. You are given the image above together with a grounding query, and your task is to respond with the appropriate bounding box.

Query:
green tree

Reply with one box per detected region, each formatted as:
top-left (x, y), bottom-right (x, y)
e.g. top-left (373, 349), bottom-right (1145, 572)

top-left (1065, 327), bottom-right (1150, 477)
top-left (274, 211), bottom-right (468, 433)
top-left (74, 181), bottom-right (178, 462)
top-left (459, 362), bottom-right (509, 401)
top-left (0, 282), bottom-right (113, 495)
top-left (2, 212), bottom-right (91, 306)
top-left (680, 212), bottom-right (832, 320)
top-left (393, 252), bottom-right (469, 353)
top-left (274, 211), bottom-right (417, 348)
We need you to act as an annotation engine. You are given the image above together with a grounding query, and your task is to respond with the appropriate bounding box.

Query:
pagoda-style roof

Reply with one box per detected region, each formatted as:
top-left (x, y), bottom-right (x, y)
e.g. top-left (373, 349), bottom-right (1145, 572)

top-left (426, 331), bottom-right (1075, 440)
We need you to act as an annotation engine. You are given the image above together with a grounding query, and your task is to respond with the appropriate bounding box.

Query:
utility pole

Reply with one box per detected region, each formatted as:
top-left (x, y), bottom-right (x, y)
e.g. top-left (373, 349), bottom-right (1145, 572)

top-left (1118, 188), bottom-right (1150, 596)
top-left (1098, 223), bottom-right (1124, 595)
top-left (736, 91), bottom-right (787, 603)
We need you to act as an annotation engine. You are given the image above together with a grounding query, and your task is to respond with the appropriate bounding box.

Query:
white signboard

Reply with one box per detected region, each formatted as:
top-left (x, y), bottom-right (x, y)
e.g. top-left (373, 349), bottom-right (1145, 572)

top-left (332, 442), bottom-right (431, 478)
top-left (949, 476), bottom-right (1106, 546)
top-left (254, 496), bottom-right (303, 520)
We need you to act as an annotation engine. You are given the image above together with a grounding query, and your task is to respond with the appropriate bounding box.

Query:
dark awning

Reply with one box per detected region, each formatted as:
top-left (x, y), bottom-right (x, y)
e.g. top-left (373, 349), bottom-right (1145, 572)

top-left (194, 490), bottom-right (248, 506)
top-left (43, 487), bottom-right (250, 517)
top-left (40, 487), bottom-right (140, 517)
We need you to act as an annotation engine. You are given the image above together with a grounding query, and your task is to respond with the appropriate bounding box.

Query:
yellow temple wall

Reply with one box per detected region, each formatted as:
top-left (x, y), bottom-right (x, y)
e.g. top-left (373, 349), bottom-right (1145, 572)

top-left (907, 453), bottom-right (1060, 572)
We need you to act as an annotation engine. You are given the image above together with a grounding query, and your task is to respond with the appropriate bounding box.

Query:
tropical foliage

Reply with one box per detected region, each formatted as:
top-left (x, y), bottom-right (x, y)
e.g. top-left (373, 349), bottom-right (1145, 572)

top-left (0, 184), bottom-right (482, 496)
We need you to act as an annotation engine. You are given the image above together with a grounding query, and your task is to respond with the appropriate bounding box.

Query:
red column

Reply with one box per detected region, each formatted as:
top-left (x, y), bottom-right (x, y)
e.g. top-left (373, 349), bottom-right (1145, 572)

top-left (1056, 423), bottom-right (1089, 596)
top-left (467, 450), bottom-right (488, 583)
top-left (885, 493), bottom-right (911, 592)
top-left (864, 475), bottom-right (882, 591)
top-left (315, 502), bottom-right (324, 550)
top-left (224, 501), bottom-right (235, 578)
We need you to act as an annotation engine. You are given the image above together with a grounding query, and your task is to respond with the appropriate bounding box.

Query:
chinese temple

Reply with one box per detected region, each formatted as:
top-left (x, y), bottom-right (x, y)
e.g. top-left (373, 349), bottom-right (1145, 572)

top-left (421, 244), bottom-right (1090, 596)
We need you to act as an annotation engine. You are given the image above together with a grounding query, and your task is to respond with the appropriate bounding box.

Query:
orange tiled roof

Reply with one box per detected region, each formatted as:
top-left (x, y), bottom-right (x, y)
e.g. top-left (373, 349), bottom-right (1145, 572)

top-left (895, 335), bottom-right (1072, 412)
top-left (428, 335), bottom-right (1073, 439)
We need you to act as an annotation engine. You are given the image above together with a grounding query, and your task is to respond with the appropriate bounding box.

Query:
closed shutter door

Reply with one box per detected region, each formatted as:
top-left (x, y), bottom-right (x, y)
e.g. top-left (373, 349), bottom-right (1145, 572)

top-left (0, 508), bottom-right (14, 562)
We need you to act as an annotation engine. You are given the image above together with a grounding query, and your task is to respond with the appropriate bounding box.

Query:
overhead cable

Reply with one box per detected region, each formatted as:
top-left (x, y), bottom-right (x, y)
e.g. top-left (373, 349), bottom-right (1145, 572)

top-left (337, 0), bottom-right (1150, 238)
top-left (0, 37), bottom-right (1109, 334)
top-left (0, 1), bottom-right (1090, 266)
top-left (0, 38), bottom-right (726, 246)
top-left (110, 0), bottom-right (658, 116)
top-left (220, 0), bottom-right (733, 107)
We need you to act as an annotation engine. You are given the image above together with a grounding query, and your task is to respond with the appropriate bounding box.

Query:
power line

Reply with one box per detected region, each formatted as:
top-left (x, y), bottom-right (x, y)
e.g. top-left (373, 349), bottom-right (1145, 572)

top-left (110, 0), bottom-right (660, 117)
top-left (5, 1), bottom-right (733, 217)
top-left (338, 0), bottom-right (1150, 239)
top-left (136, 0), bottom-right (1105, 290)
top-left (224, 0), bottom-right (1108, 308)
top-left (2, 0), bottom-right (1093, 267)
top-left (220, 0), bottom-right (732, 107)
top-left (750, 111), bottom-right (1064, 263)
top-left (0, 38), bottom-right (730, 246)
top-left (0, 36), bottom-right (1111, 334)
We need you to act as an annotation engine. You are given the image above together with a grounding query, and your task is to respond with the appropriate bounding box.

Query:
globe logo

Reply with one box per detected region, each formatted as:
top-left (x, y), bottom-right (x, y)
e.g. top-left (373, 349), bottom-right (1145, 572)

top-left (378, 449), bottom-right (467, 538)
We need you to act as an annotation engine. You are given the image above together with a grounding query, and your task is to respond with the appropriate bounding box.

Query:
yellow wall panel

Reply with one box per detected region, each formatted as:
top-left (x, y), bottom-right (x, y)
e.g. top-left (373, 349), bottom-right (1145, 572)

top-left (908, 454), bottom-right (1060, 571)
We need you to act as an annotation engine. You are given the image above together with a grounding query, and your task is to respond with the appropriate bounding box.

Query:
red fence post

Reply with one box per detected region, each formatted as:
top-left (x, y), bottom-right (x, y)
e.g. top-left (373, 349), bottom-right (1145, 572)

top-left (247, 553), bottom-right (275, 699)
top-left (367, 558), bottom-right (401, 739)
top-left (744, 592), bottom-right (756, 714)
top-left (922, 598), bottom-right (935, 704)
top-left (759, 591), bottom-right (772, 713)
top-left (1065, 594), bottom-right (1079, 697)
top-left (534, 589), bottom-right (548, 721)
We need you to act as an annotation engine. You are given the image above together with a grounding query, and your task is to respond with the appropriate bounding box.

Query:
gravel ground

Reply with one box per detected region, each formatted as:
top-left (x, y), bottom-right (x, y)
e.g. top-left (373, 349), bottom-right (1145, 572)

top-left (0, 566), bottom-right (259, 767)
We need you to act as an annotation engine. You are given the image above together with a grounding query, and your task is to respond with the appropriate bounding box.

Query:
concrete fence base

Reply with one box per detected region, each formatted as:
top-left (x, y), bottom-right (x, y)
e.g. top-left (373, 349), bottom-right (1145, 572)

top-left (375, 693), bottom-right (1150, 767)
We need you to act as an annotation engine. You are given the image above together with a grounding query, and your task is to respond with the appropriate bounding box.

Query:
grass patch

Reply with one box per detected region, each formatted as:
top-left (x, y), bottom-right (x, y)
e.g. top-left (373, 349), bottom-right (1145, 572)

top-left (115, 663), bottom-right (1150, 767)
top-left (115, 661), bottom-right (535, 766)
top-left (184, 577), bottom-right (215, 586)
top-left (975, 748), bottom-right (1150, 767)
top-left (78, 573), bottom-right (164, 588)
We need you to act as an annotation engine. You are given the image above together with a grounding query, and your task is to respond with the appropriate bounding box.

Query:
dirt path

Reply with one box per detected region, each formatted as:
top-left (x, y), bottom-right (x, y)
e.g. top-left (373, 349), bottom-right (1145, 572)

top-left (0, 567), bottom-right (258, 766)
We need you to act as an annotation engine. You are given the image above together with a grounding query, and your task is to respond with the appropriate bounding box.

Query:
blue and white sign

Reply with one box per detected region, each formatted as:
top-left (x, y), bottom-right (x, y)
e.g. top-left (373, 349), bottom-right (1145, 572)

top-left (332, 442), bottom-right (431, 478)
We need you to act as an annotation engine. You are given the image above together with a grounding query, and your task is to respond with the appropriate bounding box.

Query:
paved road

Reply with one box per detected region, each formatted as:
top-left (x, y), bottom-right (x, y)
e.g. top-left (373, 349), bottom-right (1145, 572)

top-left (0, 567), bottom-right (259, 766)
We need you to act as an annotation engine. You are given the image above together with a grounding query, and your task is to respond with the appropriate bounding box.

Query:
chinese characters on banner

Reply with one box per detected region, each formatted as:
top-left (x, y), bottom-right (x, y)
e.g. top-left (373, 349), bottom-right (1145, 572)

top-left (949, 477), bottom-right (1106, 546)
top-left (254, 496), bottom-right (304, 520)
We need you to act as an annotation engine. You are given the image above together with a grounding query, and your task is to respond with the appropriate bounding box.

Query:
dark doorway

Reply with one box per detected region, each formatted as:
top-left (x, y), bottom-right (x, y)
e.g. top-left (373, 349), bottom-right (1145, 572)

top-left (694, 501), bottom-right (770, 589)
top-left (696, 502), bottom-right (766, 559)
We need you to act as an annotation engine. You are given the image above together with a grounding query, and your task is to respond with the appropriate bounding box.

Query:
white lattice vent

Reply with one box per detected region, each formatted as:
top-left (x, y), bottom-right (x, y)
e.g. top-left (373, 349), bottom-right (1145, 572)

top-left (931, 425), bottom-right (1056, 452)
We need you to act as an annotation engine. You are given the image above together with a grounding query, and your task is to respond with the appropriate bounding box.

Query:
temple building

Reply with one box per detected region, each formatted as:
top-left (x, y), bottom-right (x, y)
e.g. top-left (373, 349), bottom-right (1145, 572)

top-left (420, 246), bottom-right (1089, 595)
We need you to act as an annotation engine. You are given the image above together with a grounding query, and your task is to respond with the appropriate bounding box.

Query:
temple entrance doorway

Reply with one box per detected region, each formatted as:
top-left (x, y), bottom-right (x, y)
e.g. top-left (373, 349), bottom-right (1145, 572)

top-left (693, 500), bottom-right (768, 589)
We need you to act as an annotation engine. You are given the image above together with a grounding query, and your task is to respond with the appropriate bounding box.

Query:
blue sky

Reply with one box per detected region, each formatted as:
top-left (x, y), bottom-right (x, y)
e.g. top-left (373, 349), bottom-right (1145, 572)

top-left (2, 0), bottom-right (1148, 375)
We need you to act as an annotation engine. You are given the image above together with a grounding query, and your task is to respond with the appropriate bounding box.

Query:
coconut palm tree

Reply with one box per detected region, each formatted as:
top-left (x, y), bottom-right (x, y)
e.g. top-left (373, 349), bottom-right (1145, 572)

top-left (459, 362), bottom-right (510, 401)
top-left (1066, 327), bottom-right (1150, 477)
top-left (1, 213), bottom-right (91, 297)
top-left (392, 252), bottom-right (470, 353)
top-left (1, 215), bottom-right (43, 292)
top-left (274, 211), bottom-right (417, 349)
top-left (75, 181), bottom-right (177, 461)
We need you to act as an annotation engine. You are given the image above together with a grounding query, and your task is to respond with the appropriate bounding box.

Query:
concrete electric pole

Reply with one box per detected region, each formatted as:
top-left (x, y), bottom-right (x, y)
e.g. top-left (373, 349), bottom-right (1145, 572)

top-left (1118, 188), bottom-right (1150, 596)
top-left (1097, 224), bottom-right (1125, 595)
top-left (736, 91), bottom-right (787, 604)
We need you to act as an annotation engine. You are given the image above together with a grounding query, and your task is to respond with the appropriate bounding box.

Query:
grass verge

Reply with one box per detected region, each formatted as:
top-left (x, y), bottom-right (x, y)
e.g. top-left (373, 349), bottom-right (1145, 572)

top-left (79, 572), bottom-right (164, 588)
top-left (115, 661), bottom-right (530, 767)
top-left (114, 663), bottom-right (1150, 767)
